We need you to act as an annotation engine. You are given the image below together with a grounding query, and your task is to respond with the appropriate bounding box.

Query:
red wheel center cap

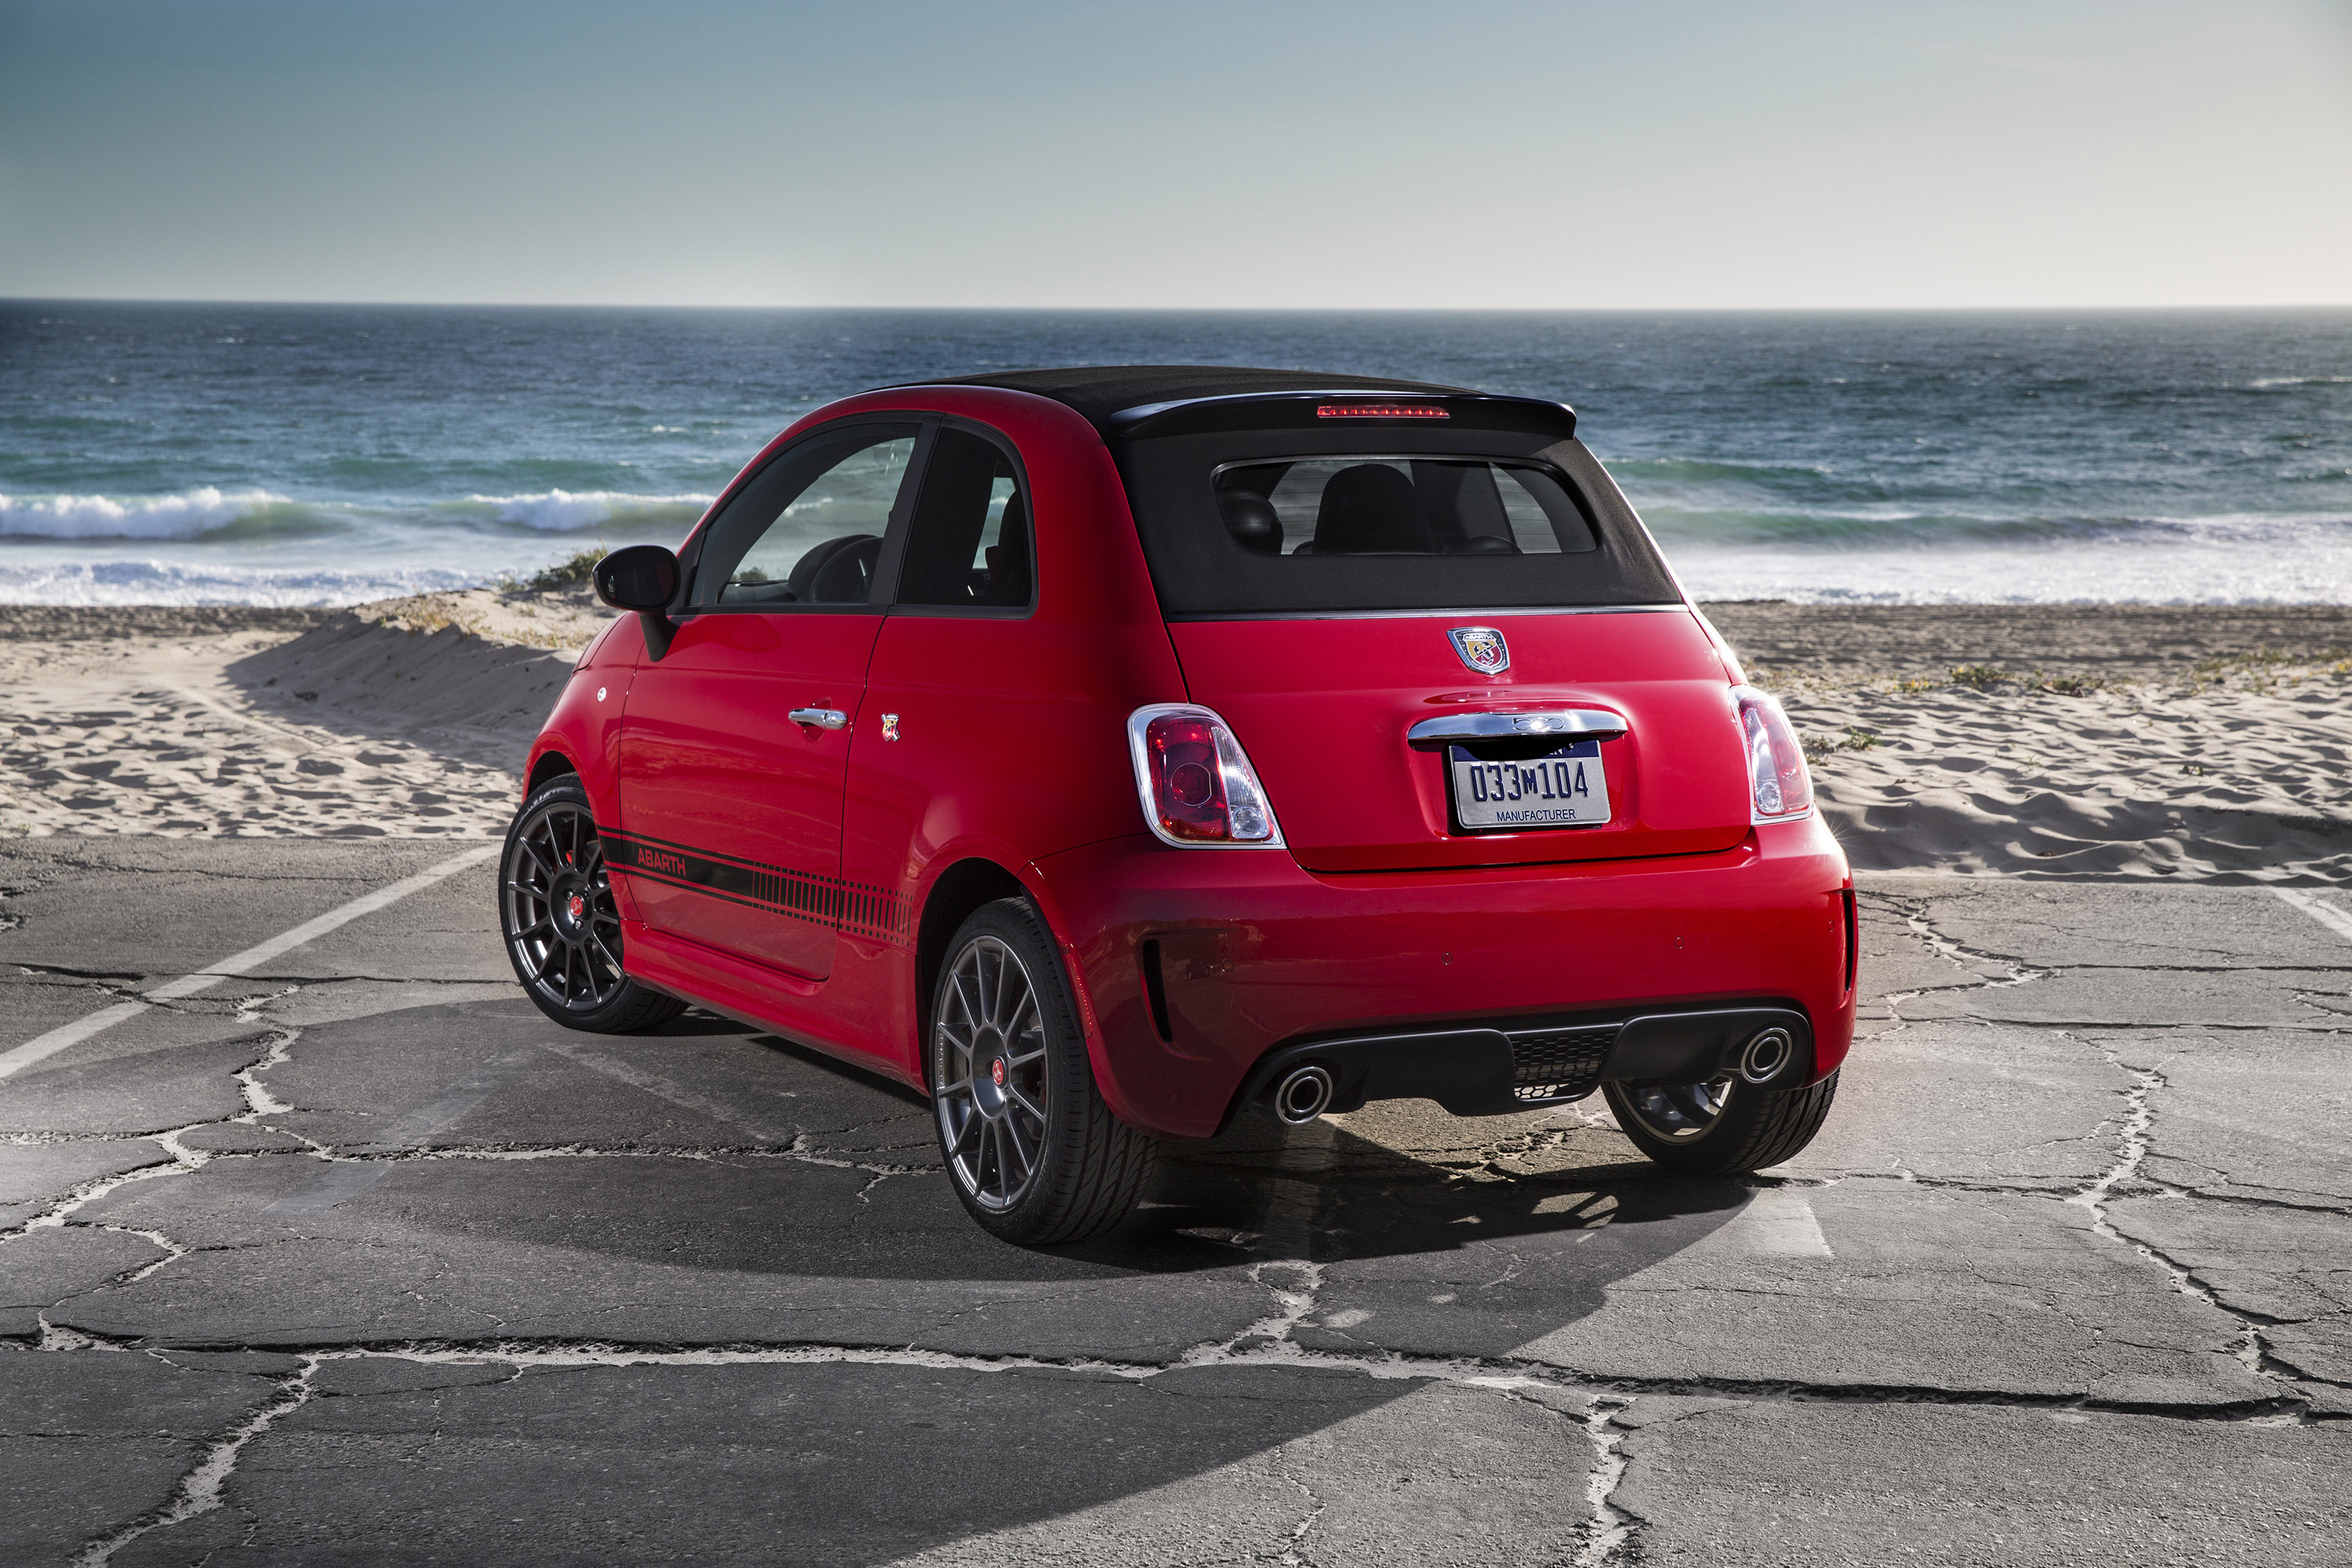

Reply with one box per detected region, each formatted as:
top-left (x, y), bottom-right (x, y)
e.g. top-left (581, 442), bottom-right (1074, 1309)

top-left (566, 892), bottom-right (586, 924)
top-left (991, 1058), bottom-right (1007, 1087)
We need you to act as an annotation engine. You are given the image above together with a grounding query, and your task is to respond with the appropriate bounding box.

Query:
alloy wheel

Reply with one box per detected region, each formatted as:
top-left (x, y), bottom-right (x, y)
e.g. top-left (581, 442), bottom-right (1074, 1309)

top-left (933, 935), bottom-right (1050, 1210)
top-left (503, 800), bottom-right (626, 1014)
top-left (1617, 1074), bottom-right (1736, 1141)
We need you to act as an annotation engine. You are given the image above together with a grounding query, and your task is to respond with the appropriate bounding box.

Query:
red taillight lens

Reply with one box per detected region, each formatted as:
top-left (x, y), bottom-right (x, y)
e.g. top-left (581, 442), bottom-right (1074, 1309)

top-left (1127, 706), bottom-right (1283, 847)
top-left (1735, 687), bottom-right (1813, 820)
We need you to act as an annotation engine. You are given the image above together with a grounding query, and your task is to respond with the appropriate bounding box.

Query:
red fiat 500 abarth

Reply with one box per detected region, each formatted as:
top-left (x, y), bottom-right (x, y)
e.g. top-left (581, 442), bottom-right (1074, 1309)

top-left (501, 367), bottom-right (1855, 1243)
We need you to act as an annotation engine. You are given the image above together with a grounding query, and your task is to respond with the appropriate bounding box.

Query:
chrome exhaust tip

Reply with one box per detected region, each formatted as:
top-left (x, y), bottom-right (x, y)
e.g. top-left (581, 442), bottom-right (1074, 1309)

top-left (1737, 1026), bottom-right (1794, 1085)
top-left (1270, 1063), bottom-right (1335, 1125)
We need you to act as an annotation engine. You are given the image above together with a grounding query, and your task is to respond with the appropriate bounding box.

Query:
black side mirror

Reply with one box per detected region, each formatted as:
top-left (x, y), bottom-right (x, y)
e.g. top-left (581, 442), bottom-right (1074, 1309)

top-left (593, 544), bottom-right (681, 659)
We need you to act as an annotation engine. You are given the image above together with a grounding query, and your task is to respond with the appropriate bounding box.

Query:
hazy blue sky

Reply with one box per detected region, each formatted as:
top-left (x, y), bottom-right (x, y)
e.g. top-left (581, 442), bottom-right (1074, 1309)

top-left (2, 0), bottom-right (2346, 308)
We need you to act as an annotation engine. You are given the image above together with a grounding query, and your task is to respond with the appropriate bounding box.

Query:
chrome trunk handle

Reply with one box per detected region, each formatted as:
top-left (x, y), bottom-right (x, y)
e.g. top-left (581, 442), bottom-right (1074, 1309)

top-left (1406, 710), bottom-right (1626, 748)
top-left (789, 707), bottom-right (848, 731)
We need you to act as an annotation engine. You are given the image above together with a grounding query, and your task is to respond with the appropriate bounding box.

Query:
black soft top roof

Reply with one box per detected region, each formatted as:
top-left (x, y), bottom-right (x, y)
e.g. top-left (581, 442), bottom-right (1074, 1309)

top-left (899, 365), bottom-right (1482, 435)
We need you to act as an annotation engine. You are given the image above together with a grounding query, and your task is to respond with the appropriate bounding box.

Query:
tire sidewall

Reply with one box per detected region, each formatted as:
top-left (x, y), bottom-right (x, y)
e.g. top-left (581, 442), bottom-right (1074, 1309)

top-left (1603, 1071), bottom-right (1838, 1175)
top-left (1604, 1075), bottom-right (1759, 1169)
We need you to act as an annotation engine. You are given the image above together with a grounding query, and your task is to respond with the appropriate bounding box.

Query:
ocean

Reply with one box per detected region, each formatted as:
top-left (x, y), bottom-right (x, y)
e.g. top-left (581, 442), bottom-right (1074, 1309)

top-left (3, 302), bottom-right (2348, 607)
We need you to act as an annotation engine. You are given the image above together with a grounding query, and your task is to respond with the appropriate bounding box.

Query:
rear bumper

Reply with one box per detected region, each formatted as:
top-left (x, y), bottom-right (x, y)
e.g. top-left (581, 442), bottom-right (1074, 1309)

top-left (1238, 1004), bottom-right (1813, 1125)
top-left (1028, 815), bottom-right (1855, 1141)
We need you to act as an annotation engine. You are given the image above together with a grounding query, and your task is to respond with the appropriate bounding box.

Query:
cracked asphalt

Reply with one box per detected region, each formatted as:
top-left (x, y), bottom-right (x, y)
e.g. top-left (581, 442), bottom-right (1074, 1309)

top-left (4, 836), bottom-right (2350, 1566)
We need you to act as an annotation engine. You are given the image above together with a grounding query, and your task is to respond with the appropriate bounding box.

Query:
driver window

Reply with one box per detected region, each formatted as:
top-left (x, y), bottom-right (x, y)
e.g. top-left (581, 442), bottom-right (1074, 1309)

top-left (690, 423), bottom-right (920, 608)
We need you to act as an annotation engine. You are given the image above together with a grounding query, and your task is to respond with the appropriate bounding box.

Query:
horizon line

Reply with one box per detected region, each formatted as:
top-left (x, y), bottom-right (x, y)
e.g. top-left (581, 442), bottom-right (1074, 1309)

top-left (7, 296), bottom-right (2352, 315)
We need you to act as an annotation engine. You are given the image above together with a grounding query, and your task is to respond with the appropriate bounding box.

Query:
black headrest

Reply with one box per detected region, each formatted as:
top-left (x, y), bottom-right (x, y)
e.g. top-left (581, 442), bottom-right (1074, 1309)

top-left (1311, 464), bottom-right (1434, 554)
top-left (1218, 492), bottom-right (1283, 555)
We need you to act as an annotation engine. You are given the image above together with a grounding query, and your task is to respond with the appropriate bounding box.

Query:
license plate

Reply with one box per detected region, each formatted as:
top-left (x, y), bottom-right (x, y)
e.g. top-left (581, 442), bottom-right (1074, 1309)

top-left (1447, 741), bottom-right (1610, 832)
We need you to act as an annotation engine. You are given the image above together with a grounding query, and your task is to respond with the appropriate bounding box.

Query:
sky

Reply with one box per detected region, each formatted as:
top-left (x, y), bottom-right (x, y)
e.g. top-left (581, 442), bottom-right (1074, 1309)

top-left (1, 0), bottom-right (2347, 310)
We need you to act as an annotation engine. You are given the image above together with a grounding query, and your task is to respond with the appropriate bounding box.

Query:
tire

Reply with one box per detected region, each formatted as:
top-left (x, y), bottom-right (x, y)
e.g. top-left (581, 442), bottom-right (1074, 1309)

top-left (1603, 1069), bottom-right (1840, 1176)
top-left (928, 898), bottom-right (1155, 1245)
top-left (500, 775), bottom-right (685, 1033)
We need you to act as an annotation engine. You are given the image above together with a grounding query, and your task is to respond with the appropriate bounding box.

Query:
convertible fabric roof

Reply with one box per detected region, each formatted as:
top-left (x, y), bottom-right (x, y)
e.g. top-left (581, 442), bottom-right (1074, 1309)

top-left (898, 365), bottom-right (1477, 435)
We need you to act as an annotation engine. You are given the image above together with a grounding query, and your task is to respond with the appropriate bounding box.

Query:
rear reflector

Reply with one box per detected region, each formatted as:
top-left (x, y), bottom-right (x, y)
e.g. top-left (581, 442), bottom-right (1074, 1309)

top-left (1315, 402), bottom-right (1450, 419)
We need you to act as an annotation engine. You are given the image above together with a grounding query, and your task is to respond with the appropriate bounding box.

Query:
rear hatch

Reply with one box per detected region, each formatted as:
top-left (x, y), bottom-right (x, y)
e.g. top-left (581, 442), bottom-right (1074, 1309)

top-left (1112, 391), bottom-right (1752, 873)
top-left (1169, 611), bottom-right (1751, 873)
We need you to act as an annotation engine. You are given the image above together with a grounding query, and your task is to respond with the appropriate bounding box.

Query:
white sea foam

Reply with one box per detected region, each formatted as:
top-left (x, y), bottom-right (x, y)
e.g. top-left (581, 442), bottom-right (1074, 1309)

top-left (1668, 528), bottom-right (2352, 605)
top-left (2250, 375), bottom-right (2352, 390)
top-left (464, 489), bottom-right (713, 532)
top-left (0, 557), bottom-right (479, 608)
top-left (0, 488), bottom-right (290, 540)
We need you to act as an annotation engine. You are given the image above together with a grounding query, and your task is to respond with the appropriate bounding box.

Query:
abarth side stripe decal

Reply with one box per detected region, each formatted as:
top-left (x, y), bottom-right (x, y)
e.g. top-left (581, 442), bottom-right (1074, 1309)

top-left (597, 826), bottom-right (913, 946)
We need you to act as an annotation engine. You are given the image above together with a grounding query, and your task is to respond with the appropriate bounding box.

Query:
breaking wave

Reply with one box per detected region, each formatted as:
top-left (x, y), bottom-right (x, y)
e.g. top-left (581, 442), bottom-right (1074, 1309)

top-left (460, 489), bottom-right (713, 532)
top-left (0, 488), bottom-right (296, 539)
top-left (0, 557), bottom-right (481, 608)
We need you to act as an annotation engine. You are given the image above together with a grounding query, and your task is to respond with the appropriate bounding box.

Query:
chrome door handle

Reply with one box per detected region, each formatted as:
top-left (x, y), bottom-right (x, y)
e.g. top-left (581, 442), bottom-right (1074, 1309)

top-left (1406, 709), bottom-right (1626, 748)
top-left (789, 707), bottom-right (848, 731)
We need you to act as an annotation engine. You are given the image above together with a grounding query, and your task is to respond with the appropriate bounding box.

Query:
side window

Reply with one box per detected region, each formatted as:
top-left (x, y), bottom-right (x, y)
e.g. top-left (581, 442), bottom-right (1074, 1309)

top-left (895, 427), bottom-right (1033, 610)
top-left (690, 423), bottom-right (920, 608)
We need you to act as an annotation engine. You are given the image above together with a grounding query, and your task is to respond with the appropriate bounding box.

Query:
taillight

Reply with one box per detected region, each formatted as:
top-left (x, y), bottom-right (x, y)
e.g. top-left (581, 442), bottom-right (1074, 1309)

top-left (1734, 686), bottom-right (1813, 821)
top-left (1127, 705), bottom-right (1284, 848)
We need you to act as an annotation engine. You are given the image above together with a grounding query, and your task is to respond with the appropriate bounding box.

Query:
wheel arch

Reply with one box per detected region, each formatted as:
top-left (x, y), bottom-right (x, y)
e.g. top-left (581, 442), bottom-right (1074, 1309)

top-left (526, 750), bottom-right (579, 794)
top-left (913, 858), bottom-right (1036, 1089)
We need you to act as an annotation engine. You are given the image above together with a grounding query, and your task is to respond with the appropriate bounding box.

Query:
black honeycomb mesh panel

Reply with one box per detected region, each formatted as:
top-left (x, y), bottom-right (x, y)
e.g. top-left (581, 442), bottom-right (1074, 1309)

top-left (1508, 1027), bottom-right (1617, 1102)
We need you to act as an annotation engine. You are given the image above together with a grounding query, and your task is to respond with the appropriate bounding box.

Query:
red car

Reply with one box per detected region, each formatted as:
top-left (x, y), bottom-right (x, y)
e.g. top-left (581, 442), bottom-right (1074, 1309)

top-left (501, 367), bottom-right (1855, 1243)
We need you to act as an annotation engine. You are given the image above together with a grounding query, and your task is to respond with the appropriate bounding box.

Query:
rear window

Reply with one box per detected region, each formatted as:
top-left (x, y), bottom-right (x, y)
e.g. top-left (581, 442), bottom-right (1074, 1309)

top-left (1114, 426), bottom-right (1679, 619)
top-left (1215, 458), bottom-right (1598, 557)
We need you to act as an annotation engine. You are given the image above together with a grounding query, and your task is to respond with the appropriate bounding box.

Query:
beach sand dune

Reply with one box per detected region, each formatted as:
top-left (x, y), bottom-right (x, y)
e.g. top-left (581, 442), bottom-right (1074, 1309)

top-left (1704, 603), bottom-right (2352, 883)
top-left (0, 591), bottom-right (609, 839)
top-left (0, 598), bottom-right (2343, 880)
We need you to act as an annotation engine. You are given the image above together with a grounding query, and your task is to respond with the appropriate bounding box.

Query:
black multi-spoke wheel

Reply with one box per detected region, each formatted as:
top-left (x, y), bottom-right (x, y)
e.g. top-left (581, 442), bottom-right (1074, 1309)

top-left (1603, 1069), bottom-right (1841, 1176)
top-left (929, 899), bottom-right (1154, 1244)
top-left (500, 776), bottom-right (684, 1033)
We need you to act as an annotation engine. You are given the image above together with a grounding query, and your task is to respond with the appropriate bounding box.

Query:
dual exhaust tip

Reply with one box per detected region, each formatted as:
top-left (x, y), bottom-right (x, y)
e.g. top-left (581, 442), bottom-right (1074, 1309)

top-left (1266, 1025), bottom-right (1792, 1126)
top-left (1737, 1026), bottom-right (1793, 1085)
top-left (1270, 1062), bottom-right (1335, 1125)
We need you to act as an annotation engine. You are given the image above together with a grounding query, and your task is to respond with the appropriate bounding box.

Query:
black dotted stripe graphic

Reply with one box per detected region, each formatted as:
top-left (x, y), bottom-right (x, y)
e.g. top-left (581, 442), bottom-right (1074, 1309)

top-left (599, 827), bottom-right (913, 946)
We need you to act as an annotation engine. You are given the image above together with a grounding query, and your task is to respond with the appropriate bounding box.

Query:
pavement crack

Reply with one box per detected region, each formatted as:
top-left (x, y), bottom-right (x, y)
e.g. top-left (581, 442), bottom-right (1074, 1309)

top-left (3, 1333), bottom-right (2325, 1425)
top-left (1184, 1259), bottom-right (1325, 1365)
top-left (1269, 1442), bottom-right (1326, 1568)
top-left (0, 1025), bottom-right (312, 1257)
top-left (1573, 1393), bottom-right (1637, 1568)
top-left (67, 1357), bottom-right (318, 1568)
top-left (2064, 1036), bottom-right (2292, 1388)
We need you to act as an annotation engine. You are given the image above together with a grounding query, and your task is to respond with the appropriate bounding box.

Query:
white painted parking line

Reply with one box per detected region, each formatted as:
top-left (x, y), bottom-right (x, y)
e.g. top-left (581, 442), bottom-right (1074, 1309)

top-left (1735, 1189), bottom-right (1834, 1258)
top-left (2273, 886), bottom-right (2352, 944)
top-left (0, 844), bottom-right (500, 1080)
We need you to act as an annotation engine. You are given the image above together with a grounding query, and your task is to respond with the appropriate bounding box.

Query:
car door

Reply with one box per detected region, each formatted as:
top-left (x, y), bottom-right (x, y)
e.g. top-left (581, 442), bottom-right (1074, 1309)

top-left (841, 421), bottom-right (1046, 996)
top-left (612, 419), bottom-right (922, 979)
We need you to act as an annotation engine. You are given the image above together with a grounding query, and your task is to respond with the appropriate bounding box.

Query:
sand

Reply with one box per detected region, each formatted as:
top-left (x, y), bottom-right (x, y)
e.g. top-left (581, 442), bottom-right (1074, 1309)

top-left (0, 595), bottom-right (2343, 880)
top-left (0, 589), bottom-right (613, 839)
top-left (1701, 603), bottom-right (2352, 883)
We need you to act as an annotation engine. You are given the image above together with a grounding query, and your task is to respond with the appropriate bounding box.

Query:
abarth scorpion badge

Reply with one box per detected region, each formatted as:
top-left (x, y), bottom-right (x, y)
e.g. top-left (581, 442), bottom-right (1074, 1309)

top-left (1448, 626), bottom-right (1511, 675)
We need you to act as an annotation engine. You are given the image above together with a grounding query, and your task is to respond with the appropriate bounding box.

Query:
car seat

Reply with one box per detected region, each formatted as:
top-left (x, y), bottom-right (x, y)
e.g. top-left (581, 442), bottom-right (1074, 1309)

top-left (1304, 464), bottom-right (1437, 554)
